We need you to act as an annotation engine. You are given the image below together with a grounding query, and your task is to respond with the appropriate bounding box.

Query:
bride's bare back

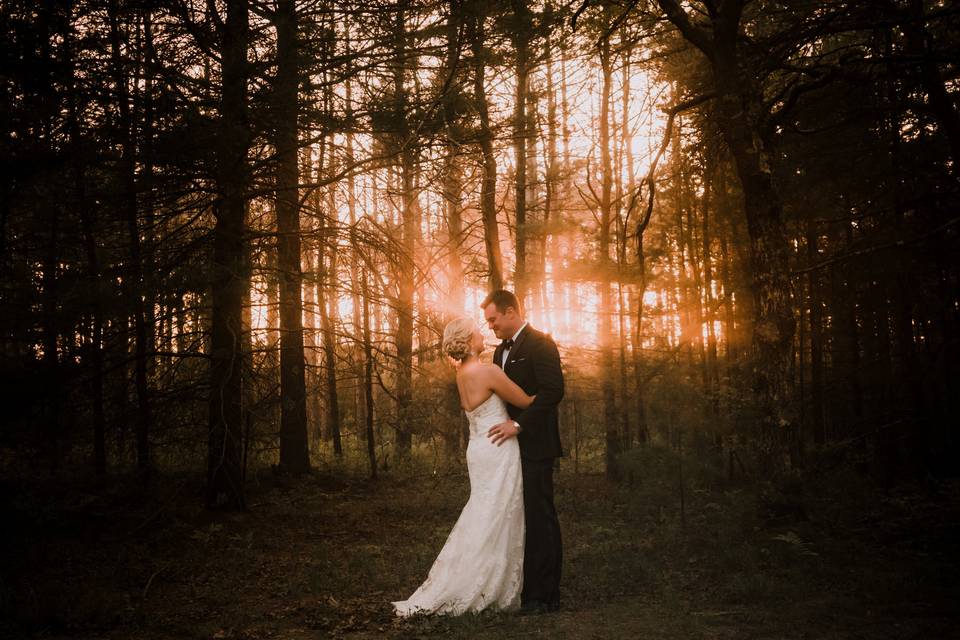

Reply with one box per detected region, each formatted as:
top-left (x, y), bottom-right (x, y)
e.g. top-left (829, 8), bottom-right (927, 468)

top-left (456, 362), bottom-right (534, 412)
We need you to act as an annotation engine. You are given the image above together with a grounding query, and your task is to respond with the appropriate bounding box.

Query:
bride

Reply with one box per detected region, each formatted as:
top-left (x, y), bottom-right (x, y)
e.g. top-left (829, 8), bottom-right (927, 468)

top-left (392, 317), bottom-right (534, 617)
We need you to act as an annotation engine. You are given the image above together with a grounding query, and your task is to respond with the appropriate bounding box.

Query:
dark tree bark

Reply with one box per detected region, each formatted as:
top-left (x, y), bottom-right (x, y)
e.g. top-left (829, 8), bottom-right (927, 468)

top-left (361, 262), bottom-right (378, 479)
top-left (64, 8), bottom-right (107, 476)
top-left (443, 0), bottom-right (465, 316)
top-left (701, 148), bottom-right (720, 408)
top-left (511, 0), bottom-right (533, 302)
top-left (317, 208), bottom-right (342, 456)
top-left (598, 7), bottom-right (619, 480)
top-left (207, 0), bottom-right (250, 510)
top-left (806, 222), bottom-right (825, 445)
top-left (108, 0), bottom-right (152, 478)
top-left (542, 31), bottom-right (561, 312)
top-left (717, 165), bottom-right (739, 366)
top-left (393, 8), bottom-right (414, 455)
top-left (273, 0), bottom-right (310, 473)
top-left (468, 6), bottom-right (504, 290)
top-left (658, 0), bottom-right (797, 458)
top-left (827, 222), bottom-right (863, 437)
top-left (616, 49), bottom-right (632, 451)
top-left (314, 22), bottom-right (342, 454)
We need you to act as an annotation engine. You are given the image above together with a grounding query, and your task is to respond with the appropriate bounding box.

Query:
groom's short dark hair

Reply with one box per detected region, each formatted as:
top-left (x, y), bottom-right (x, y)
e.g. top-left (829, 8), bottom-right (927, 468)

top-left (481, 289), bottom-right (522, 315)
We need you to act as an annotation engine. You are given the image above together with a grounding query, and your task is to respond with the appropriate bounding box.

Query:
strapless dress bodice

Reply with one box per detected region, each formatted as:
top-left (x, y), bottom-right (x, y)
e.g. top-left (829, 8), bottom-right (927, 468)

top-left (464, 394), bottom-right (510, 437)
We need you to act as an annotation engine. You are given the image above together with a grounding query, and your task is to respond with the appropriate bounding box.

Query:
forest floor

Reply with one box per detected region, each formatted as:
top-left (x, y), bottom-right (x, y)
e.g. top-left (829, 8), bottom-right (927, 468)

top-left (3, 446), bottom-right (959, 640)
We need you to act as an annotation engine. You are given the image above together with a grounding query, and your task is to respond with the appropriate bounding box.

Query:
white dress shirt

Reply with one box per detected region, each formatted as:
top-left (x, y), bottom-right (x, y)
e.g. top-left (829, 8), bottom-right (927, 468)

top-left (501, 322), bottom-right (528, 368)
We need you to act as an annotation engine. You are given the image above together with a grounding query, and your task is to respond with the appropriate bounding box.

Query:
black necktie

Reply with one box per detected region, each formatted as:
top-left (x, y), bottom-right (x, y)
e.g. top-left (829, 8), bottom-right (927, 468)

top-left (503, 338), bottom-right (514, 350)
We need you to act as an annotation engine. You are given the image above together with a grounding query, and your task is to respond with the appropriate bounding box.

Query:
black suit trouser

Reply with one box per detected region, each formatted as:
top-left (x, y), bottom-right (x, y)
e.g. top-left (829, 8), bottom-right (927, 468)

top-left (520, 457), bottom-right (562, 605)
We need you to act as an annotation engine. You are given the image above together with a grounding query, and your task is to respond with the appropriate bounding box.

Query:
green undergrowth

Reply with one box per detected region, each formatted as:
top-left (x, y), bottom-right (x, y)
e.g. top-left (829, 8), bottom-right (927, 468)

top-left (2, 444), bottom-right (958, 639)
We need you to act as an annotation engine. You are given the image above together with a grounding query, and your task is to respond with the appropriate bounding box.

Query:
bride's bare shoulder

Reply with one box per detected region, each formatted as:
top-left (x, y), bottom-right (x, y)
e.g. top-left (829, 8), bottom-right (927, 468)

top-left (459, 362), bottom-right (495, 380)
top-left (456, 361), bottom-right (487, 379)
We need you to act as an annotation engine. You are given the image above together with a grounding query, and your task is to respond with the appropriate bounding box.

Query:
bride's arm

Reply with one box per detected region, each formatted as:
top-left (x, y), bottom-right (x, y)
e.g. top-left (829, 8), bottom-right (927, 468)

top-left (486, 365), bottom-right (534, 409)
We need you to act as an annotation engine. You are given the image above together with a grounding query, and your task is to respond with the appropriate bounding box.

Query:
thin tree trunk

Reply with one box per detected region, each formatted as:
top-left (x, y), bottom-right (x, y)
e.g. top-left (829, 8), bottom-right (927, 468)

top-left (361, 263), bottom-right (377, 479)
top-left (718, 167), bottom-right (738, 366)
top-left (806, 222), bottom-right (825, 445)
top-left (686, 170), bottom-right (706, 385)
top-left (301, 215), bottom-right (320, 443)
top-left (512, 0), bottom-right (531, 302)
top-left (702, 149), bottom-right (719, 412)
top-left (394, 9), bottom-right (414, 455)
top-left (616, 50), bottom-right (631, 450)
top-left (441, 3), bottom-right (465, 317)
top-left (543, 37), bottom-right (560, 326)
top-left (622, 49), bottom-right (647, 444)
top-left (317, 221), bottom-right (342, 455)
top-left (344, 46), bottom-right (365, 436)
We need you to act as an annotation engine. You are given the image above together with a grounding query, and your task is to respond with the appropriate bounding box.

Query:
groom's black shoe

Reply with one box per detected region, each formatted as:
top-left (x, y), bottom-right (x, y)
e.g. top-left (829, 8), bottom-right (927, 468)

top-left (518, 602), bottom-right (546, 616)
top-left (518, 599), bottom-right (561, 616)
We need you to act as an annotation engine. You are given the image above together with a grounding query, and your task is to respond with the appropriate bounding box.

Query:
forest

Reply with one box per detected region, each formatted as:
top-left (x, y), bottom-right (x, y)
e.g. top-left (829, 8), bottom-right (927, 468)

top-left (1, 0), bottom-right (958, 638)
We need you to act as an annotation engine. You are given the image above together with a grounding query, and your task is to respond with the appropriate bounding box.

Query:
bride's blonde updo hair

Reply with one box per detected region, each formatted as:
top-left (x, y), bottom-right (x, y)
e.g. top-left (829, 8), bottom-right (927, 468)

top-left (443, 317), bottom-right (477, 363)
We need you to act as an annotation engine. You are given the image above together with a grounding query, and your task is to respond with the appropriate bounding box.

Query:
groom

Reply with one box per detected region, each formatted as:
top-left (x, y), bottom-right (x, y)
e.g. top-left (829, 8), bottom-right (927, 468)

top-left (483, 289), bottom-right (564, 614)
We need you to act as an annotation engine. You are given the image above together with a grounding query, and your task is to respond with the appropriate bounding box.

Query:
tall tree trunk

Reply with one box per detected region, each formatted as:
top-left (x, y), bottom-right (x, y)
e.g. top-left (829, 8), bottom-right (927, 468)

top-left (273, 0), bottom-right (310, 473)
top-left (673, 115), bottom-right (694, 365)
top-left (65, 10), bottom-right (107, 476)
top-left (317, 217), bottom-right (342, 455)
top-left (686, 169), bottom-right (706, 383)
top-left (468, 8), bottom-right (504, 290)
top-left (598, 11), bottom-right (619, 480)
top-left (806, 223), bottom-right (825, 445)
top-left (313, 24), bottom-right (342, 454)
top-left (266, 248), bottom-right (280, 370)
top-left (828, 223), bottom-right (863, 438)
top-left (701, 149), bottom-right (720, 412)
top-left (444, 153), bottom-right (464, 315)
top-left (442, 2), bottom-right (465, 318)
top-left (109, 0), bottom-right (152, 479)
top-left (715, 37), bottom-right (795, 462)
top-left (511, 0), bottom-right (532, 302)
top-left (717, 165), bottom-right (738, 366)
top-left (621, 49), bottom-right (647, 444)
top-left (394, 9), bottom-right (414, 455)
top-left (301, 217), bottom-right (320, 443)
top-left (208, 0), bottom-right (250, 510)
top-left (616, 49), bottom-right (632, 450)
top-left (543, 35), bottom-right (560, 327)
top-left (360, 261), bottom-right (378, 479)
top-left (344, 48), bottom-right (365, 437)
top-left (658, 0), bottom-right (797, 462)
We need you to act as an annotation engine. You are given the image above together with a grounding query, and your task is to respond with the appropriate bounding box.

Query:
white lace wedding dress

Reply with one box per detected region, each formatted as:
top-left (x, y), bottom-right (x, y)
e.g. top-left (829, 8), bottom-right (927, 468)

top-left (392, 392), bottom-right (525, 617)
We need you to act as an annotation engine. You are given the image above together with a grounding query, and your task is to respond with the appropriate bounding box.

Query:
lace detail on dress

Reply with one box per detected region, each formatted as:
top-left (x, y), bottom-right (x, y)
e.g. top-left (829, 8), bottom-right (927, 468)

top-left (464, 393), bottom-right (508, 438)
top-left (392, 393), bottom-right (525, 617)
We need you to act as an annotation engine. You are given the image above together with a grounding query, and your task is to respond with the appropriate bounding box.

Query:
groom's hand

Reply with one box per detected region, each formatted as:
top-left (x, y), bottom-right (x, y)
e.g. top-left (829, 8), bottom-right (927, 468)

top-left (487, 420), bottom-right (520, 446)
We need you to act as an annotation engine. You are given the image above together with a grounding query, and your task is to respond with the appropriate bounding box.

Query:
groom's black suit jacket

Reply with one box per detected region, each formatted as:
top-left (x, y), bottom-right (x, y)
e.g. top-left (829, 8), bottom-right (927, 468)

top-left (493, 325), bottom-right (564, 461)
